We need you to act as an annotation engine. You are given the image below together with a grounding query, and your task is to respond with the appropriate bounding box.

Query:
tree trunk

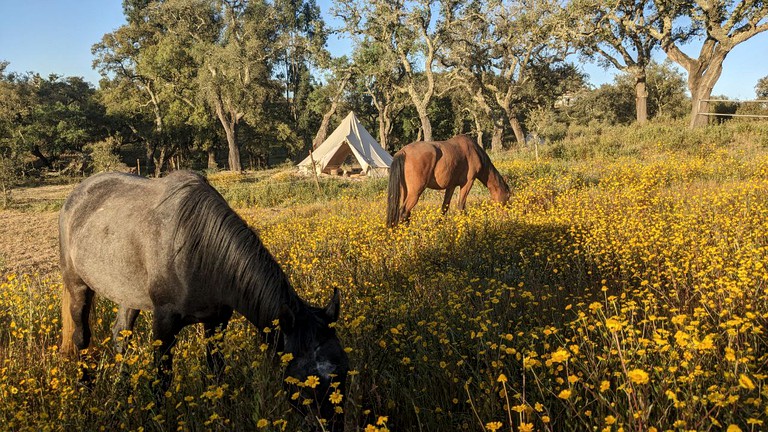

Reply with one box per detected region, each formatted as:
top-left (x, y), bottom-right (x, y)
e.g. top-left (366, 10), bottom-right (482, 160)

top-left (661, 42), bottom-right (726, 129)
top-left (224, 122), bottom-right (241, 172)
top-left (207, 149), bottom-right (217, 170)
top-left (145, 141), bottom-right (157, 176)
top-left (509, 116), bottom-right (525, 146)
top-left (689, 74), bottom-right (719, 128)
top-left (417, 107), bottom-right (433, 142)
top-left (31, 145), bottom-right (52, 169)
top-left (378, 112), bottom-right (389, 151)
top-left (314, 72), bottom-right (351, 149)
top-left (153, 146), bottom-right (166, 177)
top-left (212, 92), bottom-right (242, 172)
top-left (491, 124), bottom-right (504, 152)
top-left (313, 104), bottom-right (338, 149)
top-left (635, 74), bottom-right (648, 124)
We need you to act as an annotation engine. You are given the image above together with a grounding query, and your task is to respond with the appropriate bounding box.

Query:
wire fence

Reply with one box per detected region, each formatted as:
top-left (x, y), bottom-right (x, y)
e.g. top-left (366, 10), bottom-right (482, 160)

top-left (698, 99), bottom-right (768, 119)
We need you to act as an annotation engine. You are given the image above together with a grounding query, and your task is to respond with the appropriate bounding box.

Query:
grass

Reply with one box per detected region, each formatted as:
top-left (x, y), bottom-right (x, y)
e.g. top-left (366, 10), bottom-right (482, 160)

top-left (1, 120), bottom-right (767, 431)
top-left (208, 169), bottom-right (388, 209)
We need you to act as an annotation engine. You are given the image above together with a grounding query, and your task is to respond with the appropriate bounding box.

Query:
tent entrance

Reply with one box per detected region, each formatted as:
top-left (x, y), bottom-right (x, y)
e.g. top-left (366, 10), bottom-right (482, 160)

top-left (323, 141), bottom-right (362, 175)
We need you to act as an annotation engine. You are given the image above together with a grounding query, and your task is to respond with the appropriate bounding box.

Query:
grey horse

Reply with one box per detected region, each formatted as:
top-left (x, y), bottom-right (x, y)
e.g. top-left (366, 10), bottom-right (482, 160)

top-left (59, 170), bottom-right (348, 431)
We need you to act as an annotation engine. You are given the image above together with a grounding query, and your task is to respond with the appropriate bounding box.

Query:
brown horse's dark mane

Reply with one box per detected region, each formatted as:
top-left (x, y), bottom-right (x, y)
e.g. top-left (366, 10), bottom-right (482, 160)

top-left (472, 139), bottom-right (509, 196)
top-left (166, 173), bottom-right (307, 330)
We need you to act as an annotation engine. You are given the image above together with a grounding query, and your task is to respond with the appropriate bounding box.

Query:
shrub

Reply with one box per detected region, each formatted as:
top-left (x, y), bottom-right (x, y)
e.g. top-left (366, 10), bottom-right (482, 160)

top-left (85, 137), bottom-right (127, 173)
top-left (0, 152), bottom-right (21, 207)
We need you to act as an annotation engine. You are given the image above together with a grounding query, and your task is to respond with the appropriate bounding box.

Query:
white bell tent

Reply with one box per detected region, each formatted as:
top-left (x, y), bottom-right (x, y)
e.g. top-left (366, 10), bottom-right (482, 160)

top-left (298, 111), bottom-right (392, 177)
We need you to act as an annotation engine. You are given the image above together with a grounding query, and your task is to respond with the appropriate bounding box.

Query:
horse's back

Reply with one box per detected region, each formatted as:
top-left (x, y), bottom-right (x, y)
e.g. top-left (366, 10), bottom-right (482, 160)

top-left (397, 135), bottom-right (481, 190)
top-left (59, 171), bottom-right (206, 310)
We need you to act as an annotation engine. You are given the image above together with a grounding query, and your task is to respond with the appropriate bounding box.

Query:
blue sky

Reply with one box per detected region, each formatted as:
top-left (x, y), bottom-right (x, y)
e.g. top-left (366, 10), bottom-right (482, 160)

top-left (1, 1), bottom-right (767, 99)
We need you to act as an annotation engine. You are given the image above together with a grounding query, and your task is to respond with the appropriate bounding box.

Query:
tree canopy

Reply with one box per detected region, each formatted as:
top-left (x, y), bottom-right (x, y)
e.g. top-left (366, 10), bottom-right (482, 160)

top-left (1, 0), bottom-right (764, 176)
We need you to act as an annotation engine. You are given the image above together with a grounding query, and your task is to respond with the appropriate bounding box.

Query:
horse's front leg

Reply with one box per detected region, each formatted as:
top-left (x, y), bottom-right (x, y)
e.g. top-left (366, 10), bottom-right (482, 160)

top-left (112, 306), bottom-right (140, 354)
top-left (456, 181), bottom-right (475, 210)
top-left (204, 309), bottom-right (232, 378)
top-left (151, 307), bottom-right (182, 396)
top-left (442, 187), bottom-right (456, 214)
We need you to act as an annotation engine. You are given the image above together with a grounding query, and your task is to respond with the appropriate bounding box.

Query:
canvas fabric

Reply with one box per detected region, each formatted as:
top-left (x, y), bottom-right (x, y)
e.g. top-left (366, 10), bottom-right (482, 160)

top-left (298, 111), bottom-right (393, 175)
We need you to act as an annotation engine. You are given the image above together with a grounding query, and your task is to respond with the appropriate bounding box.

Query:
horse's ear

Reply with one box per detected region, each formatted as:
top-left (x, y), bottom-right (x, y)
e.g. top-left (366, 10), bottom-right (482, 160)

top-left (279, 305), bottom-right (295, 334)
top-left (323, 288), bottom-right (341, 323)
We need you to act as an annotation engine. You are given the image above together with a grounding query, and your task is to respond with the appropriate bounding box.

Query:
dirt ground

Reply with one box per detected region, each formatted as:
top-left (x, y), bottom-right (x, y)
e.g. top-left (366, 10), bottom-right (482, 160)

top-left (0, 184), bottom-right (73, 275)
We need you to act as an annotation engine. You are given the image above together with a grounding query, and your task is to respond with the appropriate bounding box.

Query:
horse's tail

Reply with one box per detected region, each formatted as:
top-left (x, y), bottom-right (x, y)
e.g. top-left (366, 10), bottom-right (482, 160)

top-left (60, 284), bottom-right (75, 357)
top-left (386, 153), bottom-right (406, 227)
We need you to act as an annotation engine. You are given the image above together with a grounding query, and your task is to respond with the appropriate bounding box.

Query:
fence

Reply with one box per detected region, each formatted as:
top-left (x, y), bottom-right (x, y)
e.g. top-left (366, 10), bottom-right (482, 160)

top-left (698, 99), bottom-right (768, 120)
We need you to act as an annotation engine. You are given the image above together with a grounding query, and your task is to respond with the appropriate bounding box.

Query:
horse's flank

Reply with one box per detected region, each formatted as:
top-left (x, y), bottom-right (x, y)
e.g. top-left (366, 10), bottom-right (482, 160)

top-left (386, 134), bottom-right (509, 227)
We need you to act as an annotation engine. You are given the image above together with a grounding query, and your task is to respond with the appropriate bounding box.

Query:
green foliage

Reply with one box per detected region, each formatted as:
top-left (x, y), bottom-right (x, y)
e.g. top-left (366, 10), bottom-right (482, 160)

top-left (565, 61), bottom-right (688, 126)
top-left (85, 137), bottom-right (127, 173)
top-left (0, 72), bottom-right (107, 169)
top-left (757, 75), bottom-right (768, 99)
top-left (527, 107), bottom-right (567, 143)
top-left (0, 152), bottom-right (19, 207)
top-left (735, 101), bottom-right (768, 120)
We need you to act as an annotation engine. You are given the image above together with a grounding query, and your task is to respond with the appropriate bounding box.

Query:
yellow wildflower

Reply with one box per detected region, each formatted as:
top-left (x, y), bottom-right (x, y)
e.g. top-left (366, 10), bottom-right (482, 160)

top-left (600, 380), bottom-right (610, 392)
top-left (627, 368), bottom-right (649, 385)
top-left (739, 374), bottom-right (755, 390)
top-left (304, 375), bottom-right (320, 389)
top-left (550, 347), bottom-right (570, 363)
top-left (485, 421), bottom-right (503, 431)
top-left (329, 390), bottom-right (343, 404)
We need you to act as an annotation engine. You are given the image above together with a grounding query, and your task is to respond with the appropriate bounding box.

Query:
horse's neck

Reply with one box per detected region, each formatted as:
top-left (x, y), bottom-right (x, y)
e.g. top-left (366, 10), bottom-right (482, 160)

top-left (477, 159), bottom-right (494, 186)
top-left (230, 254), bottom-right (305, 331)
top-left (482, 165), bottom-right (504, 194)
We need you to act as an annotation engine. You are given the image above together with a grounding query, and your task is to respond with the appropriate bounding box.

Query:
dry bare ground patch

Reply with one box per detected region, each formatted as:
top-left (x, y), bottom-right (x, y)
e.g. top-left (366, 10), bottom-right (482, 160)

top-left (0, 184), bottom-right (73, 274)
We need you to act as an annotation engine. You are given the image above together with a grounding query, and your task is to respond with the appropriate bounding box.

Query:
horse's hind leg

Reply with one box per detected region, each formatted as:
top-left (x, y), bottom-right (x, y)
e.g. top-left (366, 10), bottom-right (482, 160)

top-left (64, 277), bottom-right (95, 352)
top-left (112, 307), bottom-right (140, 354)
top-left (401, 186), bottom-right (426, 224)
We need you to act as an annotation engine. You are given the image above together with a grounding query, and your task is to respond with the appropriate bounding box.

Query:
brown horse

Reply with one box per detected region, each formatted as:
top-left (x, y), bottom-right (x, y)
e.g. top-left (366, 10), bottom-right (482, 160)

top-left (386, 134), bottom-right (510, 227)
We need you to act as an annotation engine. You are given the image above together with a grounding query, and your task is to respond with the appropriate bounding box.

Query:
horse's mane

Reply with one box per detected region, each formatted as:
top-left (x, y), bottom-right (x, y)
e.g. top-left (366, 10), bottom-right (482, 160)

top-left (469, 137), bottom-right (508, 192)
top-left (163, 172), bottom-right (306, 329)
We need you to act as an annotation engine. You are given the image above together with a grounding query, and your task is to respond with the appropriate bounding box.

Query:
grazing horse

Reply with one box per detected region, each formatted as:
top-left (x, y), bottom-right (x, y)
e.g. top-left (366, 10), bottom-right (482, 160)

top-left (386, 134), bottom-right (510, 227)
top-left (59, 170), bottom-right (348, 431)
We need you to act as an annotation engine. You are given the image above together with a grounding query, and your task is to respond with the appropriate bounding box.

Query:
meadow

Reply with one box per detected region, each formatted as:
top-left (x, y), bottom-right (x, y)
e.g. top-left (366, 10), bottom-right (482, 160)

top-left (1, 121), bottom-right (768, 431)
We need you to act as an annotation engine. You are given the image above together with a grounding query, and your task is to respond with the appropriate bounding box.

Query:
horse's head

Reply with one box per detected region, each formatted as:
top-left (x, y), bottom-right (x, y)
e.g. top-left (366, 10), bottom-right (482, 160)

top-left (280, 289), bottom-right (349, 432)
top-left (491, 174), bottom-right (511, 205)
